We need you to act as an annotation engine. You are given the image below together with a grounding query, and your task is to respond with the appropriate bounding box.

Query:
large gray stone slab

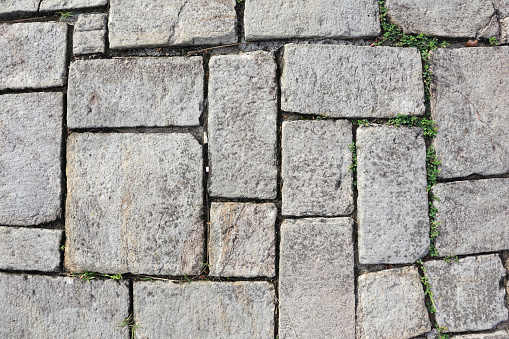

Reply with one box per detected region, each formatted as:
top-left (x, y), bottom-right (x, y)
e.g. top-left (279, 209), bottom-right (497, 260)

top-left (357, 125), bottom-right (429, 264)
top-left (450, 332), bottom-right (509, 339)
top-left (431, 47), bottom-right (509, 178)
top-left (72, 13), bottom-right (107, 55)
top-left (208, 52), bottom-right (277, 199)
top-left (65, 133), bottom-right (204, 275)
top-left (357, 266), bottom-right (431, 338)
top-left (0, 22), bottom-right (67, 90)
top-left (0, 227), bottom-right (62, 271)
top-left (279, 218), bottom-right (355, 338)
top-left (281, 44), bottom-right (425, 117)
top-left (424, 255), bottom-right (508, 333)
top-left (67, 57), bottom-right (203, 128)
top-left (244, 0), bottom-right (380, 41)
top-left (108, 0), bottom-right (237, 49)
top-left (0, 93), bottom-right (63, 226)
top-left (40, 0), bottom-right (107, 11)
top-left (0, 273), bottom-right (129, 338)
top-left (0, 0), bottom-right (38, 17)
top-left (209, 202), bottom-right (276, 278)
top-left (385, 0), bottom-right (496, 38)
top-left (433, 179), bottom-right (509, 256)
top-left (134, 281), bottom-right (274, 338)
top-left (281, 120), bottom-right (353, 216)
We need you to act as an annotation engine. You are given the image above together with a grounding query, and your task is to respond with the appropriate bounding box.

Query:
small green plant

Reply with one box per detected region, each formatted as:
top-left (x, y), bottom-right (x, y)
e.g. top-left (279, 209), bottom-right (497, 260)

top-left (417, 260), bottom-right (436, 314)
top-left (354, 119), bottom-right (370, 126)
top-left (72, 271), bottom-right (96, 282)
top-left (387, 114), bottom-right (437, 138)
top-left (102, 273), bottom-right (123, 280)
top-left (489, 36), bottom-right (500, 45)
top-left (119, 314), bottom-right (141, 339)
top-left (436, 324), bottom-right (450, 339)
top-left (60, 245), bottom-right (65, 250)
top-left (426, 147), bottom-right (441, 192)
top-left (443, 255), bottom-right (459, 263)
top-left (56, 11), bottom-right (75, 21)
top-left (348, 142), bottom-right (357, 186)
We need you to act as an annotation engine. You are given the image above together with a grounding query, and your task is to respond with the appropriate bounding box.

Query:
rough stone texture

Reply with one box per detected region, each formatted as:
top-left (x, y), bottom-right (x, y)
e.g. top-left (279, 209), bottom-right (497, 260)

top-left (40, 0), bottom-right (107, 11)
top-left (0, 93), bottom-right (63, 226)
top-left (357, 125), bottom-right (429, 264)
top-left (67, 57), bottom-right (203, 128)
top-left (208, 52), bottom-right (277, 199)
top-left (244, 0), bottom-right (380, 41)
top-left (65, 133), bottom-right (204, 275)
top-left (450, 332), bottom-right (509, 339)
top-left (0, 0), bottom-right (38, 17)
top-left (501, 18), bottom-right (509, 43)
top-left (73, 14), bottom-right (107, 55)
top-left (385, 0), bottom-right (496, 38)
top-left (279, 218), bottom-right (355, 338)
top-left (433, 179), bottom-right (509, 256)
top-left (357, 266), bottom-right (431, 338)
top-left (424, 255), bottom-right (508, 333)
top-left (281, 44), bottom-right (425, 117)
top-left (108, 0), bottom-right (237, 49)
top-left (209, 202), bottom-right (276, 278)
top-left (281, 120), bottom-right (354, 216)
top-left (0, 273), bottom-right (129, 338)
top-left (0, 22), bottom-right (67, 90)
top-left (431, 47), bottom-right (509, 178)
top-left (134, 281), bottom-right (274, 338)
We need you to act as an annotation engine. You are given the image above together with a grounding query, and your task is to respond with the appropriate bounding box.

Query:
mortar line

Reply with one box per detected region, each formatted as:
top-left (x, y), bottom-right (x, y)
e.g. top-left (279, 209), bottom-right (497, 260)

top-left (234, 0), bottom-right (245, 43)
top-left (351, 122), bottom-right (360, 338)
top-left (201, 53), bottom-right (211, 276)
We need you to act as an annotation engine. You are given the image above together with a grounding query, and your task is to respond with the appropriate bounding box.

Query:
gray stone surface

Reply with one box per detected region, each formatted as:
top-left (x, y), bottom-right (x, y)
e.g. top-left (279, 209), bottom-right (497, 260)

top-left (281, 120), bottom-right (354, 216)
top-left (208, 52), bottom-right (277, 199)
top-left (357, 266), bottom-right (431, 338)
top-left (357, 125), bottom-right (429, 264)
top-left (501, 18), bottom-right (509, 44)
top-left (134, 281), bottom-right (274, 338)
top-left (385, 0), bottom-right (496, 38)
top-left (0, 22), bottom-right (67, 90)
top-left (0, 227), bottom-right (62, 272)
top-left (281, 44), bottom-right (425, 117)
top-left (65, 133), bottom-right (204, 275)
top-left (108, 0), bottom-right (237, 49)
top-left (0, 0), bottom-right (38, 17)
top-left (424, 255), bottom-right (508, 333)
top-left (433, 179), bottom-right (509, 256)
top-left (73, 13), bottom-right (107, 55)
top-left (450, 331), bottom-right (509, 339)
top-left (209, 202), bottom-right (276, 278)
top-left (244, 0), bottom-right (380, 41)
top-left (67, 57), bottom-right (203, 128)
top-left (0, 93), bottom-right (63, 226)
top-left (40, 0), bottom-right (107, 11)
top-left (0, 273), bottom-right (129, 338)
top-left (279, 218), bottom-right (355, 338)
top-left (431, 47), bottom-right (509, 178)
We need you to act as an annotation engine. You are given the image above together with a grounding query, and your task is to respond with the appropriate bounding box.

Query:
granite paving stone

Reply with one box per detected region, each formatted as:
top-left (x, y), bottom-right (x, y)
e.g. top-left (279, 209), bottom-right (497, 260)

top-left (279, 218), bottom-right (355, 338)
top-left (357, 266), bottom-right (431, 338)
top-left (0, 273), bottom-right (129, 338)
top-left (281, 120), bottom-right (353, 216)
top-left (431, 47), bottom-right (509, 178)
top-left (208, 51), bottom-right (278, 199)
top-left (450, 331), bottom-right (509, 339)
top-left (0, 22), bottom-right (67, 90)
top-left (433, 179), bottom-right (509, 256)
top-left (72, 13), bottom-right (107, 55)
top-left (0, 93), bottom-right (63, 226)
top-left (65, 133), bottom-right (204, 275)
top-left (134, 281), bottom-right (274, 339)
top-left (281, 44), bottom-right (425, 117)
top-left (209, 202), bottom-right (276, 278)
top-left (39, 0), bottom-right (107, 11)
top-left (0, 0), bottom-right (107, 17)
top-left (424, 255), bottom-right (508, 333)
top-left (0, 0), bottom-right (39, 17)
top-left (357, 125), bottom-right (429, 264)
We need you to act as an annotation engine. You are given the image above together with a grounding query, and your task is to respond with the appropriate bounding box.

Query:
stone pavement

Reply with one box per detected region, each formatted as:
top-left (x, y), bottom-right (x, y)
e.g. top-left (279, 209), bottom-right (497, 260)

top-left (0, 1), bottom-right (509, 338)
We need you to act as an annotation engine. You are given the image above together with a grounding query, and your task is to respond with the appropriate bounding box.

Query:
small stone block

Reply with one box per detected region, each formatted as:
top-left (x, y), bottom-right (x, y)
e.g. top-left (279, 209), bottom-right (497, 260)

top-left (73, 13), bottom-right (107, 55)
top-left (450, 331), bottom-right (509, 339)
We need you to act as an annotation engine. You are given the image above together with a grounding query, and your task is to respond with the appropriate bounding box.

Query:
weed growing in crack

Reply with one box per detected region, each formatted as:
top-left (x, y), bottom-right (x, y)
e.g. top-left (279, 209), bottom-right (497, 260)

top-left (348, 141), bottom-right (357, 186)
top-left (417, 260), bottom-right (436, 314)
top-left (436, 324), bottom-right (450, 339)
top-left (119, 313), bottom-right (141, 339)
top-left (102, 273), bottom-right (123, 280)
top-left (489, 36), bottom-right (500, 45)
top-left (72, 271), bottom-right (97, 282)
top-left (354, 119), bottom-right (370, 126)
top-left (387, 114), bottom-right (437, 137)
top-left (56, 11), bottom-right (75, 21)
top-left (443, 255), bottom-right (459, 263)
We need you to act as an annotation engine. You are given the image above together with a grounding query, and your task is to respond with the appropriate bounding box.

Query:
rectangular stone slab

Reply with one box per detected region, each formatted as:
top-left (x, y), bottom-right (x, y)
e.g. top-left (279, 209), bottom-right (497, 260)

top-left (40, 0), bottom-right (107, 11)
top-left (281, 44), bottom-right (425, 117)
top-left (65, 133), bottom-right (204, 275)
top-left (67, 57), bottom-right (204, 128)
top-left (450, 332), bottom-right (509, 339)
top-left (279, 217), bottom-right (355, 338)
top-left (0, 273), bottom-right (129, 338)
top-left (134, 281), bottom-right (274, 338)
top-left (0, 0), bottom-right (39, 17)
top-left (357, 125), bottom-right (429, 264)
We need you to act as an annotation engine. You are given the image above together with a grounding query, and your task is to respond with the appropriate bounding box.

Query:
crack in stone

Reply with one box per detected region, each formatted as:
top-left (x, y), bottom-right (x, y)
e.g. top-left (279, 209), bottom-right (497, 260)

top-left (37, 0), bottom-right (43, 12)
top-left (166, 0), bottom-right (189, 45)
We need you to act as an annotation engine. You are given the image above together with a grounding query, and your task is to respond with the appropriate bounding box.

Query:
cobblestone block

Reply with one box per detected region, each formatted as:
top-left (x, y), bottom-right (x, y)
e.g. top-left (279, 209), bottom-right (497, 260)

top-left (433, 179), bottom-right (509, 256)
top-left (208, 52), bottom-right (277, 199)
top-left (0, 0), bottom-right (38, 17)
top-left (209, 202), bottom-right (276, 278)
top-left (424, 255), bottom-right (508, 333)
top-left (65, 133), bottom-right (204, 275)
top-left (281, 120), bottom-right (353, 216)
top-left (108, 0), bottom-right (237, 49)
top-left (40, 0), bottom-right (107, 11)
top-left (357, 125), bottom-right (429, 264)
top-left (0, 273), bottom-right (129, 338)
top-left (0, 22), bottom-right (67, 90)
top-left (279, 218), bottom-right (355, 338)
top-left (0, 93), bottom-right (63, 226)
top-left (73, 13), bottom-right (107, 55)
top-left (357, 266), bottom-right (431, 338)
top-left (431, 47), bottom-right (509, 178)
top-left (450, 331), bottom-right (509, 339)
top-left (67, 57), bottom-right (203, 128)
top-left (134, 281), bottom-right (274, 338)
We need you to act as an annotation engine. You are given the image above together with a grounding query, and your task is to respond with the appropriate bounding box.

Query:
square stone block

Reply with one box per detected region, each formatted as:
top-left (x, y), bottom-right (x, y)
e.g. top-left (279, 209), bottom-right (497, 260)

top-left (73, 13), bottom-right (107, 55)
